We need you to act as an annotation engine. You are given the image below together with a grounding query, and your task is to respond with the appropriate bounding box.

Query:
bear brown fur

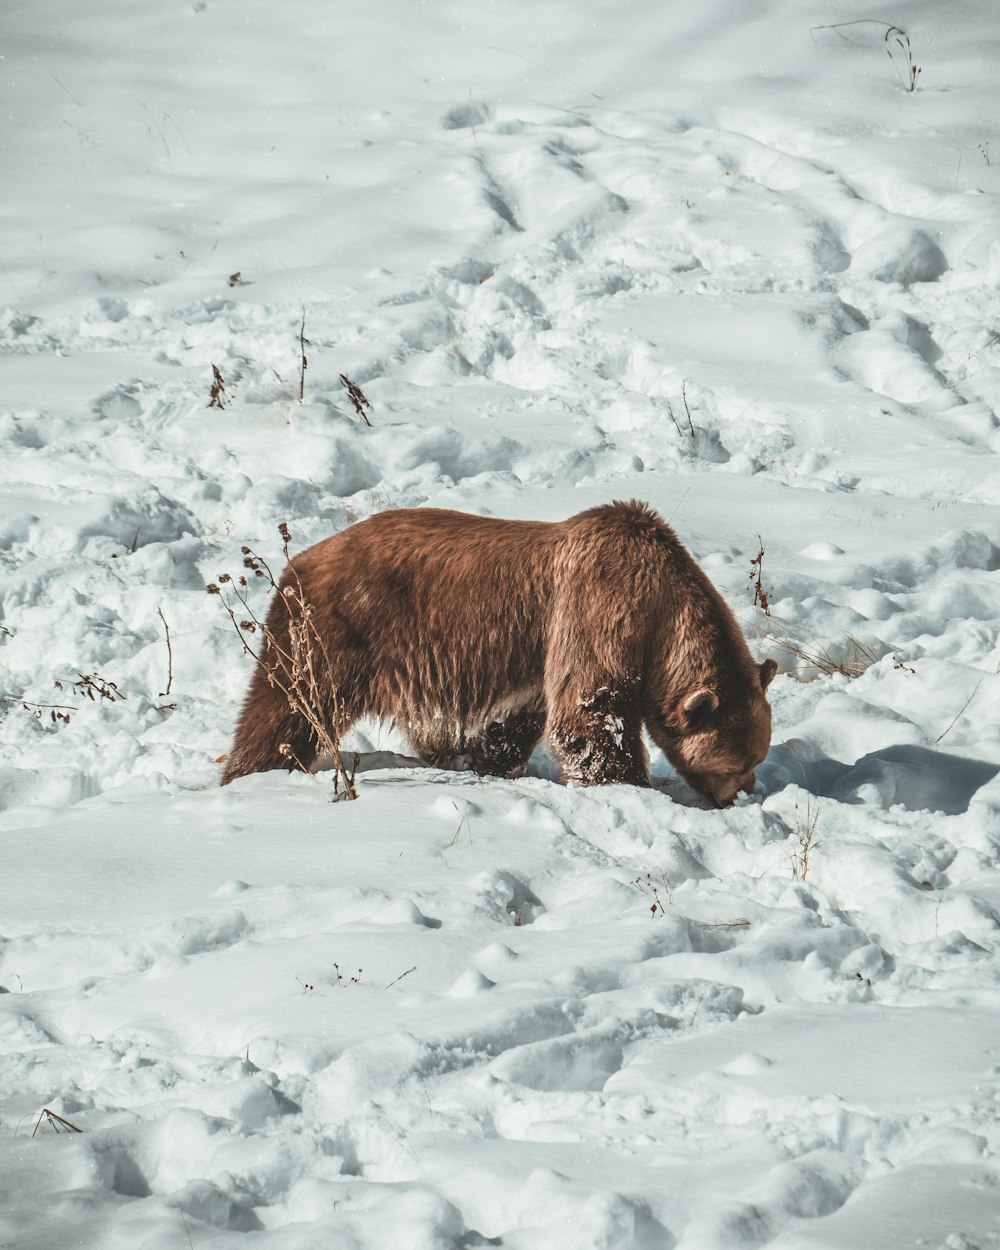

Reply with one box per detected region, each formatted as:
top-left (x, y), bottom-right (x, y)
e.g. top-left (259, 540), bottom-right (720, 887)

top-left (221, 501), bottom-right (776, 805)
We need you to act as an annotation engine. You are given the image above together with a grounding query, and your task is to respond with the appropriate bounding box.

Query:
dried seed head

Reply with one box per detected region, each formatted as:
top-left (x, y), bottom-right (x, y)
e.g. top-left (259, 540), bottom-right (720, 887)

top-left (207, 583), bottom-right (221, 595)
top-left (219, 573), bottom-right (232, 584)
top-left (278, 522), bottom-right (292, 543)
top-left (241, 546), bottom-right (251, 555)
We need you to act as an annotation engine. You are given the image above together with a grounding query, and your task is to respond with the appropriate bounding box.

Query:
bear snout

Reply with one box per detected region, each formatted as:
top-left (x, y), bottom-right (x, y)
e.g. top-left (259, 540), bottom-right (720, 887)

top-left (685, 768), bottom-right (759, 807)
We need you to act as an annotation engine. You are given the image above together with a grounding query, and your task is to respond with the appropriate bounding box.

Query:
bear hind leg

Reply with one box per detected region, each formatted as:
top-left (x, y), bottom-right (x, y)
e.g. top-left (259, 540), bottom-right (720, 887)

top-left (222, 665), bottom-right (362, 785)
top-left (221, 663), bottom-right (323, 784)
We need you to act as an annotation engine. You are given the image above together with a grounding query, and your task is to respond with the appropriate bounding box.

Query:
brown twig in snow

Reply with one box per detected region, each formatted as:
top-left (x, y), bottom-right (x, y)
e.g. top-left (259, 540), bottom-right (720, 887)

top-left (32, 1108), bottom-right (83, 1136)
top-left (209, 364), bottom-right (227, 409)
top-left (157, 605), bottom-right (173, 696)
top-left (208, 524), bottom-right (359, 799)
top-left (339, 373), bottom-right (373, 425)
top-left (936, 679), bottom-right (983, 743)
top-left (298, 307), bottom-right (308, 402)
top-left (748, 538), bottom-right (771, 616)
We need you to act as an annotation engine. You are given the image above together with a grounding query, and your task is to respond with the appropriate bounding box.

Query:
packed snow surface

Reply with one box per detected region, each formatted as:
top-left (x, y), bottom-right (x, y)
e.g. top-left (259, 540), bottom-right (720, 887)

top-left (3, 0), bottom-right (1000, 1246)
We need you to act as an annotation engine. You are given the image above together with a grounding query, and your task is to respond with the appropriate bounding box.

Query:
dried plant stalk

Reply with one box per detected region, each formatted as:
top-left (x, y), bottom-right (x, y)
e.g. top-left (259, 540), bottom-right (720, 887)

top-left (210, 524), bottom-right (358, 799)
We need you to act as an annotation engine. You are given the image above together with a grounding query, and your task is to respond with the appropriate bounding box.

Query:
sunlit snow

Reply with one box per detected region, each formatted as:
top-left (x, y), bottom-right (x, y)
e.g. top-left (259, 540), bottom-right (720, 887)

top-left (3, 1), bottom-right (1000, 1247)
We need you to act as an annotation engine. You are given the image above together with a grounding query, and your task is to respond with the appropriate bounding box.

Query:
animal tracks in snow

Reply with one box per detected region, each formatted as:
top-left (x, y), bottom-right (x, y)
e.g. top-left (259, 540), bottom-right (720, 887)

top-left (5, 0), bottom-right (1000, 1246)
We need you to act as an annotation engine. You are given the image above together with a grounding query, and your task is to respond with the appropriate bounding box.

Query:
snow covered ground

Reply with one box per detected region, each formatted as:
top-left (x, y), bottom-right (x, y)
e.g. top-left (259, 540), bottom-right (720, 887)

top-left (3, 0), bottom-right (1000, 1245)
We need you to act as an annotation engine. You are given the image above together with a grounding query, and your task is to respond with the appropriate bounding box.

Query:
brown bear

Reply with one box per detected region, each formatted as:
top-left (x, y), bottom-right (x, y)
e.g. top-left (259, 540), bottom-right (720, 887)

top-left (221, 500), bottom-right (776, 806)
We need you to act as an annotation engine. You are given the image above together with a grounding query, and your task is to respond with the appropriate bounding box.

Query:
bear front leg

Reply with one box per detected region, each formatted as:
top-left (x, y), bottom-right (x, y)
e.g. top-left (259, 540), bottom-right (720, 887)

top-left (467, 710), bottom-right (546, 778)
top-left (405, 723), bottom-right (464, 770)
top-left (547, 686), bottom-right (649, 787)
top-left (221, 663), bottom-right (320, 784)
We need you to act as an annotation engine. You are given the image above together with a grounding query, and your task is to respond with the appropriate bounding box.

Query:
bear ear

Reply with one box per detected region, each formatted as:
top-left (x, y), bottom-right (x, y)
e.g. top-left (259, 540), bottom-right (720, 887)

top-left (680, 688), bottom-right (719, 729)
top-left (759, 658), bottom-right (778, 690)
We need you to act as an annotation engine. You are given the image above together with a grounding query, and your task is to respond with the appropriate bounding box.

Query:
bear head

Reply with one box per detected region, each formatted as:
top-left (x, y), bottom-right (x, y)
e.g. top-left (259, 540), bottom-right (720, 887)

top-left (647, 658), bottom-right (777, 807)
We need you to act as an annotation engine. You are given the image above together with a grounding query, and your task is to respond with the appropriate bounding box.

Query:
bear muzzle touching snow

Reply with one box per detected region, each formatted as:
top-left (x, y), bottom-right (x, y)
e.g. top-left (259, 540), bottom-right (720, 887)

top-left (221, 500), bottom-right (776, 806)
